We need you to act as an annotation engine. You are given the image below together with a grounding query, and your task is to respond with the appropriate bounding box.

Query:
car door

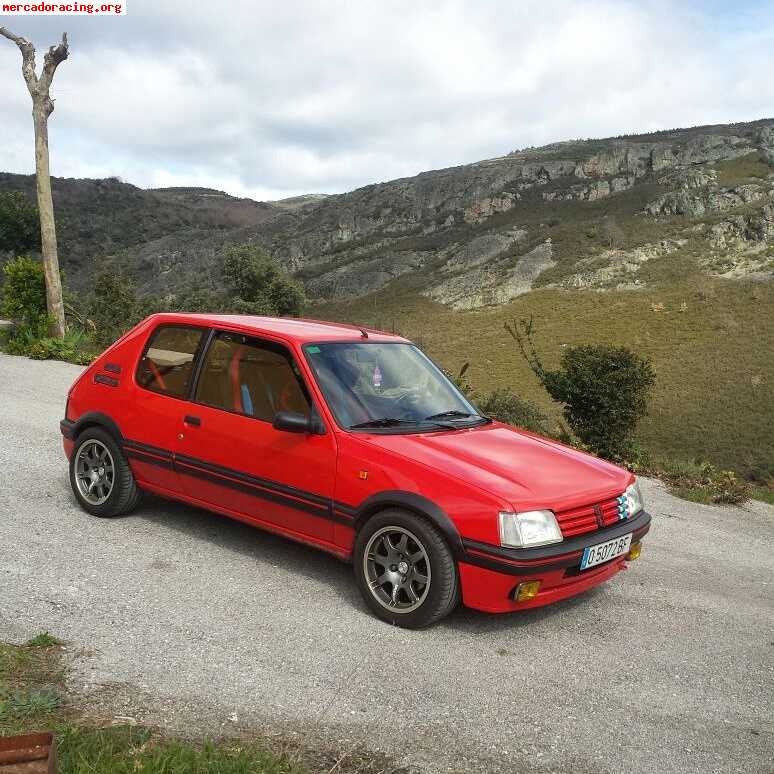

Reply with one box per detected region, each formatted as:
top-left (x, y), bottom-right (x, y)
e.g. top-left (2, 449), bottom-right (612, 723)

top-left (175, 329), bottom-right (338, 544)
top-left (122, 323), bottom-right (207, 495)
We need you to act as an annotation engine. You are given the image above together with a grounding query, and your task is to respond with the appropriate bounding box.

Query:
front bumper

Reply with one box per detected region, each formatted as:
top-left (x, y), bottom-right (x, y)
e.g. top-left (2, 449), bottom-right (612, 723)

top-left (458, 510), bottom-right (651, 613)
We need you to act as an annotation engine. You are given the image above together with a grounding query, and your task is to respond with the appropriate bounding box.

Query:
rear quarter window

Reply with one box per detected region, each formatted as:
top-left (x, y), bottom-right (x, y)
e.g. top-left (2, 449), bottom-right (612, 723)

top-left (136, 325), bottom-right (205, 399)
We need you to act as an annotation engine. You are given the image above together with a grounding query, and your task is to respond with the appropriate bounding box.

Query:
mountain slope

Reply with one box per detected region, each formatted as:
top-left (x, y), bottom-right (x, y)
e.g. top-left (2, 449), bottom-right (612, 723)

top-left (0, 174), bottom-right (279, 290)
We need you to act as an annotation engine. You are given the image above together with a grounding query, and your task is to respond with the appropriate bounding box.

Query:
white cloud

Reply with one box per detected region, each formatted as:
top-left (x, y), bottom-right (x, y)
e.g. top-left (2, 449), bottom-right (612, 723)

top-left (0, 0), bottom-right (772, 201)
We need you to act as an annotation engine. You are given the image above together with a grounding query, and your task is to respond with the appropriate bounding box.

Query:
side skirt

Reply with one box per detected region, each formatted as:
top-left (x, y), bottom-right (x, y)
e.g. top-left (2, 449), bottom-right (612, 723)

top-left (136, 480), bottom-right (351, 562)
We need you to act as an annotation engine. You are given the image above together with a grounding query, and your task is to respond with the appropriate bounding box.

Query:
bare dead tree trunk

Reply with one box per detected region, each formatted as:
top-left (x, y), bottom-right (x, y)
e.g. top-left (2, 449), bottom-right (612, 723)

top-left (1, 27), bottom-right (69, 338)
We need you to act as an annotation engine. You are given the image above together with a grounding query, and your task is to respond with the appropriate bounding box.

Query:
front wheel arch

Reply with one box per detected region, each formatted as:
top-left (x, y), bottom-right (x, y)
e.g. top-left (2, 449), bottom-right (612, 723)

top-left (352, 491), bottom-right (465, 561)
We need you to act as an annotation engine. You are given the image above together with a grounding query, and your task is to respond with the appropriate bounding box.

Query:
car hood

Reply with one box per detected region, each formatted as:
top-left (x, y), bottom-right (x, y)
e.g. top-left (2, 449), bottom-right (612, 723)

top-left (362, 421), bottom-right (632, 511)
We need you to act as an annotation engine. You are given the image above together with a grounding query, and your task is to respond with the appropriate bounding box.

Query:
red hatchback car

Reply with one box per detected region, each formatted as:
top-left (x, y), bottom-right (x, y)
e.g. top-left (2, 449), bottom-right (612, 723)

top-left (61, 314), bottom-right (650, 628)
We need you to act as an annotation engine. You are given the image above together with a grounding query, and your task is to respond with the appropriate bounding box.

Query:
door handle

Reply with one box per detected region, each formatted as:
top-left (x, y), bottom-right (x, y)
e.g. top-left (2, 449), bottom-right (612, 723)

top-left (184, 415), bottom-right (201, 427)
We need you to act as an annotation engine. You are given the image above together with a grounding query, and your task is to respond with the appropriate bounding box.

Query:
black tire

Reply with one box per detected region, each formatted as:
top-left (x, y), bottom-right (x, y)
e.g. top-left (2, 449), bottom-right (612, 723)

top-left (69, 427), bottom-right (142, 518)
top-left (354, 508), bottom-right (460, 629)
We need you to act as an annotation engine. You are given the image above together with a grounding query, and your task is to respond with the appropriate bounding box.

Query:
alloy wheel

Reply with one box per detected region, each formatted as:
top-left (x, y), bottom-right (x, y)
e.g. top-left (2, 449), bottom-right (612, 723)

top-left (363, 526), bottom-right (431, 613)
top-left (75, 439), bottom-right (115, 505)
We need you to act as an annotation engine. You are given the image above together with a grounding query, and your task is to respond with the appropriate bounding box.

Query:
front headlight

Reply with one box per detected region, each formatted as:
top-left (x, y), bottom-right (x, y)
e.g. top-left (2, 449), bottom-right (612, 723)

top-left (498, 510), bottom-right (563, 548)
top-left (624, 480), bottom-right (644, 517)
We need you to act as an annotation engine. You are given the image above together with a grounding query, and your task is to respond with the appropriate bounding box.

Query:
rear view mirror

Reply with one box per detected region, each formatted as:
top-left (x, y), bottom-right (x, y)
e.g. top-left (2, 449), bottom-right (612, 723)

top-left (272, 411), bottom-right (324, 434)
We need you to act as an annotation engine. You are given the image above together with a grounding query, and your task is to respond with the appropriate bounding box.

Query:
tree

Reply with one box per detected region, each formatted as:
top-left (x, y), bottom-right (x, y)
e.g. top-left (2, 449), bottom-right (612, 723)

top-left (88, 269), bottom-right (138, 347)
top-left (222, 244), bottom-right (305, 316)
top-left (506, 318), bottom-right (656, 460)
top-left (0, 191), bottom-right (40, 254)
top-left (1, 27), bottom-right (69, 338)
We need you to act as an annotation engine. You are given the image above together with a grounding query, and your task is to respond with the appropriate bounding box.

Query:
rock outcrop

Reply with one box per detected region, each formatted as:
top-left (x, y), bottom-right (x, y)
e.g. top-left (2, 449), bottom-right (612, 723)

top-left (644, 184), bottom-right (767, 217)
top-left (424, 241), bottom-right (555, 310)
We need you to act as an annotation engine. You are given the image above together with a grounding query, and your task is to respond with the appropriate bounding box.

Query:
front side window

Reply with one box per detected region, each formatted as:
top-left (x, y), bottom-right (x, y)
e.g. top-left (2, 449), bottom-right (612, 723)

top-left (137, 325), bottom-right (204, 399)
top-left (195, 332), bottom-right (310, 421)
top-left (303, 342), bottom-right (485, 432)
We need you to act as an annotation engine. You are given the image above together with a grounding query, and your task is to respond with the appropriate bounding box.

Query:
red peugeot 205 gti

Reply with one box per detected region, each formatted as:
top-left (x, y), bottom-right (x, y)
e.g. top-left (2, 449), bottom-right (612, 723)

top-left (60, 314), bottom-right (650, 628)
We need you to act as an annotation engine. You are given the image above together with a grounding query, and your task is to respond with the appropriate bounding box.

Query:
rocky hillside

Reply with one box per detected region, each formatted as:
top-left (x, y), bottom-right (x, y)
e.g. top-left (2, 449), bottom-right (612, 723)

top-left (1, 119), bottom-right (772, 302)
top-left (260, 119), bottom-right (774, 308)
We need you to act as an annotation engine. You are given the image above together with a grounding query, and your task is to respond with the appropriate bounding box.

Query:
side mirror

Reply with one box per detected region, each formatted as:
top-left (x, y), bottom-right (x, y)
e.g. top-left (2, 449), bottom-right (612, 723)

top-left (272, 411), bottom-right (324, 435)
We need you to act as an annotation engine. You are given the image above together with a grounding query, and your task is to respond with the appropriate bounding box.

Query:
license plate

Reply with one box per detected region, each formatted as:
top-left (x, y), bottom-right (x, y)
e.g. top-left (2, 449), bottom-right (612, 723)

top-left (580, 533), bottom-right (632, 570)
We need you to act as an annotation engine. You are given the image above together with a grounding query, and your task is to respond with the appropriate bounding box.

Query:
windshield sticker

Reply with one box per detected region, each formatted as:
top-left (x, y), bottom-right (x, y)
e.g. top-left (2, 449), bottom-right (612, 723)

top-left (373, 365), bottom-right (383, 389)
top-left (307, 345), bottom-right (321, 354)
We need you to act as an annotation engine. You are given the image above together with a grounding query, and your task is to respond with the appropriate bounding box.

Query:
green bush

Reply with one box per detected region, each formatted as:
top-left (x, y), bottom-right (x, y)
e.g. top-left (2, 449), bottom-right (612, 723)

top-left (542, 345), bottom-right (655, 459)
top-left (0, 256), bottom-right (93, 364)
top-left (1, 255), bottom-right (47, 332)
top-left (476, 388), bottom-right (551, 435)
top-left (2, 325), bottom-right (93, 364)
top-left (507, 318), bottom-right (656, 460)
top-left (0, 192), bottom-right (39, 254)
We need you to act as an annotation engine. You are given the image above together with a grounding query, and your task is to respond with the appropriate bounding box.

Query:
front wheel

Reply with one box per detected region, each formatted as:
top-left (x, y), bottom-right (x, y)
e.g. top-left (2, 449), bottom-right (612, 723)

top-left (354, 509), bottom-right (459, 629)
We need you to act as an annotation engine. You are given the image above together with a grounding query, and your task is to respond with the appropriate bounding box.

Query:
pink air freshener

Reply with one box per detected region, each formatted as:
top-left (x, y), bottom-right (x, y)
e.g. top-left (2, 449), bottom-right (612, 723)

top-left (373, 365), bottom-right (383, 389)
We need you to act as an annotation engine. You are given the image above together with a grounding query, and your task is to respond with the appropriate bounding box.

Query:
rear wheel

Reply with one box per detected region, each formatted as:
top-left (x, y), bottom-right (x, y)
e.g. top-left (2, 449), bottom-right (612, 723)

top-left (69, 427), bottom-right (142, 517)
top-left (354, 509), bottom-right (459, 628)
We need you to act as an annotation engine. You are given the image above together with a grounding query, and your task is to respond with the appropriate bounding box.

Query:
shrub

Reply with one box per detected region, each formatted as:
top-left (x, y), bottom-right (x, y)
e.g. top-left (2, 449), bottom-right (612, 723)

top-left (655, 459), bottom-right (752, 505)
top-left (0, 191), bottom-right (40, 254)
top-left (709, 469), bottom-right (752, 505)
top-left (3, 325), bottom-right (93, 364)
top-left (476, 389), bottom-right (551, 435)
top-left (507, 318), bottom-right (656, 460)
top-left (1, 255), bottom-right (47, 332)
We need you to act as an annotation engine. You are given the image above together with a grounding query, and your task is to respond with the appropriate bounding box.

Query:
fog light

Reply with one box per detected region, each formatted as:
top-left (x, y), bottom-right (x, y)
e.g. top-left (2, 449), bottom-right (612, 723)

top-left (626, 542), bottom-right (642, 561)
top-left (513, 580), bottom-right (541, 602)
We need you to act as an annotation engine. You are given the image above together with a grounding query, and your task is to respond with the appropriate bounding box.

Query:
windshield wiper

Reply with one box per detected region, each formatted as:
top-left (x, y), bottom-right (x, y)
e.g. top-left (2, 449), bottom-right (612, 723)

top-left (424, 409), bottom-right (479, 420)
top-left (349, 417), bottom-right (418, 429)
top-left (349, 416), bottom-right (461, 431)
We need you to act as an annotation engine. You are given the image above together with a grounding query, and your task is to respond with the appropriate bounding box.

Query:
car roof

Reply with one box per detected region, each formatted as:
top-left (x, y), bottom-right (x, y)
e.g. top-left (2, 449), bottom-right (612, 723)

top-left (145, 313), bottom-right (411, 344)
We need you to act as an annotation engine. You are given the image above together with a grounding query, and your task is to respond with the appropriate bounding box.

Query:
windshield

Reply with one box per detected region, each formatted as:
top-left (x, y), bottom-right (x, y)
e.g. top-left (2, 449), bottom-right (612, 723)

top-left (303, 341), bottom-right (485, 432)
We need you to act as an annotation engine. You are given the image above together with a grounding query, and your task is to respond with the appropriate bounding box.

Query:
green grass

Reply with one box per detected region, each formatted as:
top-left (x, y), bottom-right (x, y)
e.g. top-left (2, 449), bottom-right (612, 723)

top-left (55, 727), bottom-right (298, 774)
top-left (751, 486), bottom-right (774, 505)
top-left (0, 636), bottom-right (384, 774)
top-left (314, 276), bottom-right (774, 479)
top-left (715, 152), bottom-right (771, 186)
top-left (24, 632), bottom-right (62, 648)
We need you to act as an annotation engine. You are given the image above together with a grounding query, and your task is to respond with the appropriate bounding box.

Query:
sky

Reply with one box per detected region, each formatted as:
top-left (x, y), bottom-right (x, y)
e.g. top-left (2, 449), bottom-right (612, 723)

top-left (1, 0), bottom-right (773, 201)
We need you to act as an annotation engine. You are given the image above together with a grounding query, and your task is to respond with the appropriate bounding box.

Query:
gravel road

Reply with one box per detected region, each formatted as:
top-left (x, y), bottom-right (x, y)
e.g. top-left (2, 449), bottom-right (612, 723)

top-left (1, 351), bottom-right (772, 774)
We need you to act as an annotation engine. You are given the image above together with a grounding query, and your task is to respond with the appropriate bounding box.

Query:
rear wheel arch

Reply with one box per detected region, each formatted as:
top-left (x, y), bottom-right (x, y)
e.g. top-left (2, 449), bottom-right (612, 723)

top-left (353, 491), bottom-right (464, 561)
top-left (72, 412), bottom-right (124, 444)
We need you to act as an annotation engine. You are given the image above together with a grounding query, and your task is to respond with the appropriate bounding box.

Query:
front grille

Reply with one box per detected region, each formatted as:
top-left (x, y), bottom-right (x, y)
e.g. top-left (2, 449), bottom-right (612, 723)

top-left (555, 494), bottom-right (628, 538)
